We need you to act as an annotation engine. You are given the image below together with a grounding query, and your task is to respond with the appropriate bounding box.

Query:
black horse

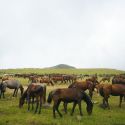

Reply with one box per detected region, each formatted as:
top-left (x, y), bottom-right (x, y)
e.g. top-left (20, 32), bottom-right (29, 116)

top-left (47, 88), bottom-right (93, 118)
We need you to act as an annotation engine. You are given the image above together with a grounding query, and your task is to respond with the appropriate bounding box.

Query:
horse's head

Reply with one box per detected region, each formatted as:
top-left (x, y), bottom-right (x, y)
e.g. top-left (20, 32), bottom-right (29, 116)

top-left (81, 91), bottom-right (93, 115)
top-left (86, 102), bottom-right (93, 115)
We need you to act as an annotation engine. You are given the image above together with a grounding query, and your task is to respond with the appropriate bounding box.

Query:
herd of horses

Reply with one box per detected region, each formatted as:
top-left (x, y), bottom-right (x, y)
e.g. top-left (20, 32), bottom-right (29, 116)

top-left (0, 73), bottom-right (125, 118)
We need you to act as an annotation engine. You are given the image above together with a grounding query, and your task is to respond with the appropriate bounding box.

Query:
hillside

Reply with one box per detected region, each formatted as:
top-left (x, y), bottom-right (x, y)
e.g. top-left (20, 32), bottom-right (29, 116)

top-left (50, 64), bottom-right (76, 69)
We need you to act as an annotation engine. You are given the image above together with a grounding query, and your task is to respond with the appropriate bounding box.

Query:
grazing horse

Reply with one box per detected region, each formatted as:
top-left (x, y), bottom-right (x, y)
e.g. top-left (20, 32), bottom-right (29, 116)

top-left (69, 81), bottom-right (96, 98)
top-left (0, 80), bottom-right (24, 97)
top-left (47, 88), bottom-right (93, 118)
top-left (19, 83), bottom-right (46, 114)
top-left (96, 83), bottom-right (125, 109)
top-left (100, 77), bottom-right (110, 83)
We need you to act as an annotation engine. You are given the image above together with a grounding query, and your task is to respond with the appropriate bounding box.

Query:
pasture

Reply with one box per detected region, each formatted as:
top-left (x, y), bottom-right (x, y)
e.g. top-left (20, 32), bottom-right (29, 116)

top-left (0, 68), bottom-right (125, 125)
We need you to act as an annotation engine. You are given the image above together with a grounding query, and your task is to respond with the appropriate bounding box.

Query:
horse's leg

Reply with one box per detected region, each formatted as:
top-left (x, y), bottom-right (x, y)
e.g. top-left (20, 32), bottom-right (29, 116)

top-left (119, 95), bottom-right (123, 108)
top-left (63, 102), bottom-right (67, 114)
top-left (13, 89), bottom-right (16, 97)
top-left (89, 89), bottom-right (93, 99)
top-left (35, 96), bottom-right (39, 113)
top-left (15, 89), bottom-right (18, 97)
top-left (78, 101), bottom-right (83, 116)
top-left (102, 98), bottom-right (106, 106)
top-left (0, 90), bottom-right (1, 98)
top-left (32, 97), bottom-right (34, 110)
top-left (53, 101), bottom-right (57, 118)
top-left (56, 100), bottom-right (62, 117)
top-left (105, 97), bottom-right (110, 109)
top-left (71, 102), bottom-right (77, 116)
top-left (38, 96), bottom-right (42, 114)
top-left (27, 96), bottom-right (31, 111)
top-left (3, 91), bottom-right (5, 98)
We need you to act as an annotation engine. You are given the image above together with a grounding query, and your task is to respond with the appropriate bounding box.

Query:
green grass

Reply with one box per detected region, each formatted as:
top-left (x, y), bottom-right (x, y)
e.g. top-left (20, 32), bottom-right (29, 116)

top-left (0, 87), bottom-right (125, 125)
top-left (0, 68), bottom-right (125, 75)
top-left (0, 68), bottom-right (125, 125)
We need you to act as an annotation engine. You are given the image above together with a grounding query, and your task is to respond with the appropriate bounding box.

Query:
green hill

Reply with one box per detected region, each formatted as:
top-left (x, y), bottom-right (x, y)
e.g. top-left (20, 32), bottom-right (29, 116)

top-left (50, 64), bottom-right (76, 69)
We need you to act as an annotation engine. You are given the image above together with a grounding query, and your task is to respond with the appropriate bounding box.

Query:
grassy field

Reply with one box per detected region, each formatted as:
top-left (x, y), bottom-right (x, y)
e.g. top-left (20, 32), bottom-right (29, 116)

top-left (0, 68), bottom-right (125, 75)
top-left (0, 68), bottom-right (125, 125)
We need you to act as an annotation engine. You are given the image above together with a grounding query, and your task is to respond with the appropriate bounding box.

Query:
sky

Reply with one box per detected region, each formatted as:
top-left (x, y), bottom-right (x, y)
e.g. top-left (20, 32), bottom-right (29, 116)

top-left (0, 0), bottom-right (125, 70)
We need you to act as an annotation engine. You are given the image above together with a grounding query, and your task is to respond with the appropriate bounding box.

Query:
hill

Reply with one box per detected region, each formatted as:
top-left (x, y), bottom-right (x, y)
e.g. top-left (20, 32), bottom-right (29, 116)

top-left (49, 64), bottom-right (76, 69)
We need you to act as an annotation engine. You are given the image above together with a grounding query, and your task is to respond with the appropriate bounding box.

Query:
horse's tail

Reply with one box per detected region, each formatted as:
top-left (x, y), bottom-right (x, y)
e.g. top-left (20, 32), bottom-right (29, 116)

top-left (47, 91), bottom-right (53, 104)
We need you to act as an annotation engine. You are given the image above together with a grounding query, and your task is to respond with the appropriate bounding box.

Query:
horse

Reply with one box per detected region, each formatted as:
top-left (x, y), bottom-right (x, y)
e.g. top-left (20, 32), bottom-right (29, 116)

top-left (0, 82), bottom-right (6, 98)
top-left (40, 78), bottom-right (54, 86)
top-left (47, 88), bottom-right (93, 118)
top-left (96, 83), bottom-right (125, 109)
top-left (69, 81), bottom-right (96, 99)
top-left (19, 83), bottom-right (46, 114)
top-left (100, 77), bottom-right (110, 83)
top-left (0, 80), bottom-right (24, 97)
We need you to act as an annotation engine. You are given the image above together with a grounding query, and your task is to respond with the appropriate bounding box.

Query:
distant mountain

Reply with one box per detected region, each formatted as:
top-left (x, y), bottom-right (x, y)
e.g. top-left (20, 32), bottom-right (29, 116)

top-left (50, 64), bottom-right (76, 69)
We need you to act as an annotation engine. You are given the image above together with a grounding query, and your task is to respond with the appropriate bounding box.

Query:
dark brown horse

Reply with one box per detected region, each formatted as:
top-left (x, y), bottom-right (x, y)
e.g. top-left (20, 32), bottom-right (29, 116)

top-left (96, 83), bottom-right (125, 109)
top-left (19, 83), bottom-right (46, 114)
top-left (47, 88), bottom-right (93, 118)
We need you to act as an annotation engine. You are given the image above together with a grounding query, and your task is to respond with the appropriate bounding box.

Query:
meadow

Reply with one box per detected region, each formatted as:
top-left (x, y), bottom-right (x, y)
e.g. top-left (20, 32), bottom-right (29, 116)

top-left (0, 68), bottom-right (125, 125)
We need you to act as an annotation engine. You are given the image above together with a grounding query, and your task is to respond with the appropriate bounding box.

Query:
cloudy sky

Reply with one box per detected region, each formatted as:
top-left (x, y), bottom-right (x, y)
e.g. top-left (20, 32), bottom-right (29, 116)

top-left (0, 0), bottom-right (125, 70)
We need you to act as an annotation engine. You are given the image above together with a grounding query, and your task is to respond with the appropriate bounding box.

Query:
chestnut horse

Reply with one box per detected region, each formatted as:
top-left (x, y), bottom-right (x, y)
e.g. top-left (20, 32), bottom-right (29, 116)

top-left (96, 83), bottom-right (125, 109)
top-left (69, 81), bottom-right (96, 98)
top-left (47, 88), bottom-right (93, 118)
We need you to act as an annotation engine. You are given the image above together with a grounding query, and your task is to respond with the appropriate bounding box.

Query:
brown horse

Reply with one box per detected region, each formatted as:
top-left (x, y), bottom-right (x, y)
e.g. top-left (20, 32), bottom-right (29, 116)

top-left (19, 83), bottom-right (46, 114)
top-left (69, 81), bottom-right (96, 98)
top-left (51, 76), bottom-right (64, 83)
top-left (47, 88), bottom-right (93, 118)
top-left (40, 78), bottom-right (54, 86)
top-left (96, 83), bottom-right (125, 109)
top-left (100, 77), bottom-right (110, 83)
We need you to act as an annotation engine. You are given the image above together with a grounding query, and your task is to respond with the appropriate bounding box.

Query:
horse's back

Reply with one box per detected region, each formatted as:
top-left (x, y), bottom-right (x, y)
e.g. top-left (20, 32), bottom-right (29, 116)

top-left (111, 84), bottom-right (125, 95)
top-left (3, 79), bottom-right (21, 89)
